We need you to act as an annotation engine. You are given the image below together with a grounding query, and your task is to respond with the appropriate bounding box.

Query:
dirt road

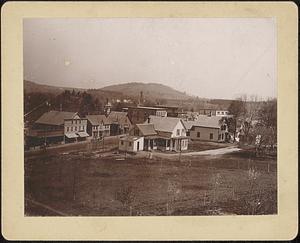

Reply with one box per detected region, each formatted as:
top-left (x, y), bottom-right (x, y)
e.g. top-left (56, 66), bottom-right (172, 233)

top-left (135, 146), bottom-right (241, 159)
top-left (184, 146), bottom-right (241, 156)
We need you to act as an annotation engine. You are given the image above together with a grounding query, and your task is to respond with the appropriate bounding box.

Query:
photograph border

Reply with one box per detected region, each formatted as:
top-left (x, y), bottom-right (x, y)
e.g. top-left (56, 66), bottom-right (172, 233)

top-left (1, 1), bottom-right (298, 240)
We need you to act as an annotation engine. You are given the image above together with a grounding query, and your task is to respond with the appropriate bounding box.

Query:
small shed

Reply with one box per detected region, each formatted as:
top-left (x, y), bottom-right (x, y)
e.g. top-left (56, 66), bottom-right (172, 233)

top-left (119, 136), bottom-right (144, 153)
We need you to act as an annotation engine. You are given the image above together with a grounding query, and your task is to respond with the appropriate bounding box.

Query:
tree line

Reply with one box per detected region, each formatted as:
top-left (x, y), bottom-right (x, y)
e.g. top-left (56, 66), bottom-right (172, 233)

top-left (225, 95), bottom-right (277, 155)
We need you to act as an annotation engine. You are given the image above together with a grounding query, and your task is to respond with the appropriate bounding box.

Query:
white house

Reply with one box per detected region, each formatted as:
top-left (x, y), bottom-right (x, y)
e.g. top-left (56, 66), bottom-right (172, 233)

top-left (143, 115), bottom-right (188, 152)
top-left (64, 113), bottom-right (89, 142)
top-left (119, 136), bottom-right (144, 153)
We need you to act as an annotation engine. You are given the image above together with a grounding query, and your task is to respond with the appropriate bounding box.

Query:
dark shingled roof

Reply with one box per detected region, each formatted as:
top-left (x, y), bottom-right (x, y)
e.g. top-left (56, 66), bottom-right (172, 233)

top-left (35, 110), bottom-right (77, 126)
top-left (107, 111), bottom-right (130, 125)
top-left (86, 115), bottom-right (109, 125)
top-left (136, 123), bottom-right (157, 136)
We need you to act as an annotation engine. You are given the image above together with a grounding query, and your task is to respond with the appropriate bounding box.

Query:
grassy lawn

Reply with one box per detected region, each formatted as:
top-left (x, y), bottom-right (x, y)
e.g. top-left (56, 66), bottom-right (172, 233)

top-left (186, 140), bottom-right (232, 152)
top-left (25, 149), bottom-right (277, 216)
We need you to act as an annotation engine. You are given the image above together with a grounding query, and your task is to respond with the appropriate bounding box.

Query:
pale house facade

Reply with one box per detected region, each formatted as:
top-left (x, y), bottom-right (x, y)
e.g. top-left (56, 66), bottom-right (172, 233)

top-left (64, 114), bottom-right (89, 142)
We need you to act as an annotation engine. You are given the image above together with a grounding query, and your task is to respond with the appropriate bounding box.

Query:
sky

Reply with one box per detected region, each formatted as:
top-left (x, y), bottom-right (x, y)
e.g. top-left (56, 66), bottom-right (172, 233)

top-left (23, 18), bottom-right (276, 99)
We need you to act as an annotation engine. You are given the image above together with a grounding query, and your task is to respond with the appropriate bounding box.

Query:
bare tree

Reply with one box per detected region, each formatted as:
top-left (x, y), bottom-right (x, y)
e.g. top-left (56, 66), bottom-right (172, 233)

top-left (228, 98), bottom-right (245, 141)
top-left (253, 98), bottom-right (277, 155)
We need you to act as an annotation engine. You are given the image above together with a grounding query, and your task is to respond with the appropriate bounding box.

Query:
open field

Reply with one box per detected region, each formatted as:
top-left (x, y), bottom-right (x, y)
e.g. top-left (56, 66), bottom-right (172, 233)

top-left (25, 135), bottom-right (119, 158)
top-left (25, 148), bottom-right (277, 216)
top-left (186, 140), bottom-right (232, 152)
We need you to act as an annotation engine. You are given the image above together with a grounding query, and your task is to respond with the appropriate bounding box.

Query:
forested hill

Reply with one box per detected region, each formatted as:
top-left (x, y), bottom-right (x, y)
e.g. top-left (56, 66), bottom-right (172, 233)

top-left (99, 82), bottom-right (191, 100)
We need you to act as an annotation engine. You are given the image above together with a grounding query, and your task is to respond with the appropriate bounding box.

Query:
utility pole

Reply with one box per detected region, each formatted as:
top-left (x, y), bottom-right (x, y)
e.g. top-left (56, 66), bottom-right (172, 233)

top-left (179, 139), bottom-right (182, 162)
top-left (24, 101), bottom-right (50, 118)
top-left (102, 134), bottom-right (105, 150)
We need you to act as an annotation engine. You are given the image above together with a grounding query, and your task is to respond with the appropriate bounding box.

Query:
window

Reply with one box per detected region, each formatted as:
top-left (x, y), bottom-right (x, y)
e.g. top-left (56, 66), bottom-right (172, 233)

top-left (210, 133), bottom-right (213, 139)
top-left (134, 129), bottom-right (139, 136)
top-left (71, 127), bottom-right (73, 131)
top-left (121, 141), bottom-right (124, 145)
top-left (129, 142), bottom-right (132, 146)
top-left (75, 127), bottom-right (77, 131)
top-left (221, 134), bottom-right (224, 140)
top-left (197, 132), bottom-right (200, 137)
top-left (177, 129), bottom-right (180, 136)
top-left (218, 134), bottom-right (221, 140)
top-left (182, 129), bottom-right (184, 134)
top-left (167, 140), bottom-right (170, 147)
top-left (186, 131), bottom-right (190, 136)
top-left (67, 127), bottom-right (69, 132)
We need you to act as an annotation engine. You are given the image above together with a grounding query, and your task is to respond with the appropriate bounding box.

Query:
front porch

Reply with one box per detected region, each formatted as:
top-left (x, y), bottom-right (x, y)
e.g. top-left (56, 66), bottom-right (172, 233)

top-left (148, 137), bottom-right (188, 152)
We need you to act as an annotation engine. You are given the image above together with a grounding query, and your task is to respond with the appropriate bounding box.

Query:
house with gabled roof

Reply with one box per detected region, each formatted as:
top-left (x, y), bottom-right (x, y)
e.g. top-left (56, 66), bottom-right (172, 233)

top-left (86, 114), bottom-right (110, 139)
top-left (129, 123), bottom-right (159, 151)
top-left (183, 115), bottom-right (228, 142)
top-left (107, 111), bottom-right (132, 135)
top-left (124, 115), bottom-right (189, 153)
top-left (145, 115), bottom-right (188, 152)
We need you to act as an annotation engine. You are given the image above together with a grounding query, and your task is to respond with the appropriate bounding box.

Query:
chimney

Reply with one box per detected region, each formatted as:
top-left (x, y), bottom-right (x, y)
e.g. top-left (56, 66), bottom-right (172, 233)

top-left (139, 91), bottom-right (144, 106)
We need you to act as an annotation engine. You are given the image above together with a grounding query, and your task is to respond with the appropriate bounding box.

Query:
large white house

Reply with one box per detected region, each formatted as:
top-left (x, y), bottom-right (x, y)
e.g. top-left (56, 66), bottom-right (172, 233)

top-left (121, 115), bottom-right (188, 153)
top-left (145, 116), bottom-right (188, 152)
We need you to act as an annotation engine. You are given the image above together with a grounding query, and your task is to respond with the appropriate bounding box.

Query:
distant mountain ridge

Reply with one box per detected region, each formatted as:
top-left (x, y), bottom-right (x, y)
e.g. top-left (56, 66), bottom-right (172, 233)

top-left (99, 82), bottom-right (191, 100)
top-left (24, 80), bottom-right (85, 94)
top-left (24, 80), bottom-right (192, 101)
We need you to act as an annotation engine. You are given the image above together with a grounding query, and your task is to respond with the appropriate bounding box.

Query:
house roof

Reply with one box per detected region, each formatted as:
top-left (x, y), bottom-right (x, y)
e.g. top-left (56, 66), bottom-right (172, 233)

top-left (136, 123), bottom-right (157, 136)
top-left (35, 110), bottom-right (77, 126)
top-left (86, 115), bottom-right (109, 125)
top-left (107, 111), bottom-right (129, 123)
top-left (183, 115), bottom-right (222, 129)
top-left (144, 115), bottom-right (184, 133)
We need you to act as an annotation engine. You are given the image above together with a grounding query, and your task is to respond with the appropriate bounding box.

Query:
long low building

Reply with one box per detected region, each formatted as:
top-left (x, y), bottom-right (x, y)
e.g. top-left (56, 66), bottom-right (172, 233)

top-left (127, 106), bottom-right (167, 125)
top-left (26, 110), bottom-right (89, 147)
top-left (183, 115), bottom-right (229, 142)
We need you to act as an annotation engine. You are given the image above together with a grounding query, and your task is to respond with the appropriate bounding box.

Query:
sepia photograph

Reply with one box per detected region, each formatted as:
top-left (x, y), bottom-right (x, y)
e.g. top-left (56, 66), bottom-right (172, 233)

top-left (2, 1), bottom-right (298, 240)
top-left (23, 18), bottom-right (278, 217)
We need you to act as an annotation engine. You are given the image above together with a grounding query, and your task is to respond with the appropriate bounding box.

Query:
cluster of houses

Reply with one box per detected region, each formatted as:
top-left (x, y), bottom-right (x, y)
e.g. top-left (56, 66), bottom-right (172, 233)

top-left (25, 101), bottom-right (232, 153)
